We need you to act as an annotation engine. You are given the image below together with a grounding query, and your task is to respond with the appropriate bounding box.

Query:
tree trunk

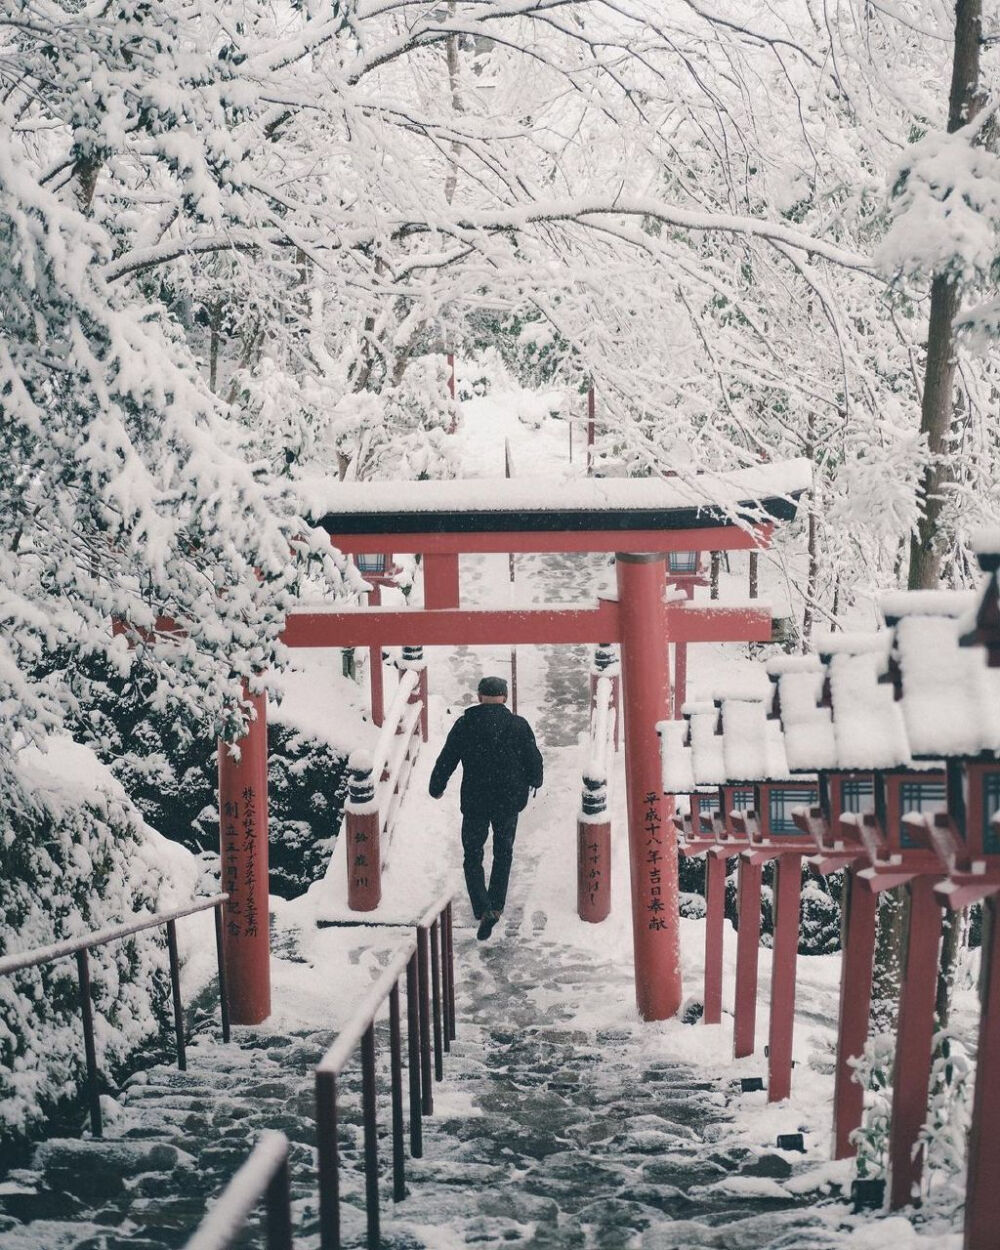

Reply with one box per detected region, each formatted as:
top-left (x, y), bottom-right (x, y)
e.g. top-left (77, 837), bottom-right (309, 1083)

top-left (907, 0), bottom-right (984, 593)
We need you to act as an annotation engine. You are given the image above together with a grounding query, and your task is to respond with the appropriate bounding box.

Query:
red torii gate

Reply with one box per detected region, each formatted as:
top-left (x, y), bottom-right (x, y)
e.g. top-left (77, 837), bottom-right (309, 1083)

top-left (220, 467), bottom-right (809, 1024)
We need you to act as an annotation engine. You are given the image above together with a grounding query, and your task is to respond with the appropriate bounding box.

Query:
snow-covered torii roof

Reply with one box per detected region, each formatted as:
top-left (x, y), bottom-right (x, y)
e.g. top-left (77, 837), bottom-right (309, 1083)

top-left (658, 694), bottom-right (804, 795)
top-left (299, 459), bottom-right (810, 544)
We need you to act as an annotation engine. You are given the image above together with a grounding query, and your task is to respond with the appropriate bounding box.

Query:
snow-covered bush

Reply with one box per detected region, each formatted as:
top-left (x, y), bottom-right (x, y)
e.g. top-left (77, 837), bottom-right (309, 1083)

top-left (918, 1031), bottom-right (972, 1205)
top-left (0, 742), bottom-right (193, 1151)
top-left (850, 1032), bottom-right (896, 1183)
top-left (329, 357), bottom-right (460, 482)
top-left (455, 347), bottom-right (513, 400)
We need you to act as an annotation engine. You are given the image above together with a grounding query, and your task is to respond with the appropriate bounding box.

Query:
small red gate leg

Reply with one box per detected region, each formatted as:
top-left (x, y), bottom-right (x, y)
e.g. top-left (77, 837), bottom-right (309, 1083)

top-left (217, 688), bottom-right (271, 1025)
top-left (833, 869), bottom-right (878, 1158)
top-left (965, 895), bottom-right (1000, 1250)
top-left (577, 818), bottom-right (611, 923)
top-left (767, 854), bottom-right (802, 1102)
top-left (368, 583), bottom-right (384, 727)
top-left (733, 855), bottom-right (763, 1059)
top-left (704, 851), bottom-right (726, 1025)
top-left (888, 876), bottom-right (943, 1210)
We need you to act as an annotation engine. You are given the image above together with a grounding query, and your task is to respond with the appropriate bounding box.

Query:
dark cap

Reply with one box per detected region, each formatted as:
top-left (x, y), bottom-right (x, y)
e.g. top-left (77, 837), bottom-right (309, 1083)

top-left (477, 676), bottom-right (508, 698)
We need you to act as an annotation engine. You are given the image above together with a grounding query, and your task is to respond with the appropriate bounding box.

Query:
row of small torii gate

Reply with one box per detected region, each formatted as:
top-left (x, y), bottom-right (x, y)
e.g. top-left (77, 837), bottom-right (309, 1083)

top-left (211, 460), bottom-right (996, 1250)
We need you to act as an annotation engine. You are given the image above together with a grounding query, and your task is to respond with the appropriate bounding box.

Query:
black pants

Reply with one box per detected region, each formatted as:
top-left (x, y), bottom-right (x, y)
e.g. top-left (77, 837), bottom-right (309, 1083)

top-left (461, 809), bottom-right (518, 919)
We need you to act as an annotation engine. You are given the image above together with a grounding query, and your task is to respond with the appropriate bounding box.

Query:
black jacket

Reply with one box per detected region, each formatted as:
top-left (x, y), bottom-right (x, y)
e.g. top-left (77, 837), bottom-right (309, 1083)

top-left (429, 704), bottom-right (543, 816)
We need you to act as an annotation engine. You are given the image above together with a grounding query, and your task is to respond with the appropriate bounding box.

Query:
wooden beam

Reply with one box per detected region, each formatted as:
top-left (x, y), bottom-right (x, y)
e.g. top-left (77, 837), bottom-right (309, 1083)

top-left (328, 524), bottom-right (772, 556)
top-left (282, 600), bottom-right (772, 649)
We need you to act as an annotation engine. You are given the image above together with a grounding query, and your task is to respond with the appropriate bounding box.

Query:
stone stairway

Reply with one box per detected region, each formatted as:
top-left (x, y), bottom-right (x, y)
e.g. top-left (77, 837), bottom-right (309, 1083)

top-left (0, 906), bottom-right (843, 1250)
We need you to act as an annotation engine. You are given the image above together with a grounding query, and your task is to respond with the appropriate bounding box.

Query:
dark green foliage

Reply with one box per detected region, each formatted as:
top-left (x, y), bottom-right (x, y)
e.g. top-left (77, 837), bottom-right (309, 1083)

top-left (64, 655), bottom-right (348, 899)
top-left (715, 858), bottom-right (843, 956)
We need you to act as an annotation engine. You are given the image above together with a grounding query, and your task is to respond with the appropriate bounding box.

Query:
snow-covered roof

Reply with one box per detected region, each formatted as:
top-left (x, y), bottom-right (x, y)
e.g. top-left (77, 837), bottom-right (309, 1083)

top-left (879, 589), bottom-right (977, 625)
top-left (658, 719), bottom-right (697, 795)
top-left (299, 459), bottom-right (812, 533)
top-left (894, 612), bottom-right (1000, 758)
top-left (774, 666), bottom-right (837, 772)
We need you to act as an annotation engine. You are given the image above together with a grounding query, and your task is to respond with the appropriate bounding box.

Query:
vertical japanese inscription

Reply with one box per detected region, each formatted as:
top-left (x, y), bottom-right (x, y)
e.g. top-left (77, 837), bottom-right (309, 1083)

top-left (352, 823), bottom-right (370, 892)
top-left (222, 798), bottom-right (241, 938)
top-left (242, 785), bottom-right (258, 938)
top-left (644, 790), bottom-right (667, 931)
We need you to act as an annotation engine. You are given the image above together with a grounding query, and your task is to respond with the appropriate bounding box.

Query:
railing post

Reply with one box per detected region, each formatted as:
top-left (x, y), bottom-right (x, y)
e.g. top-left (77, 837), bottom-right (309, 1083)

top-left (75, 948), bottom-right (103, 1138)
top-left (417, 925), bottom-right (433, 1114)
top-left (316, 1069), bottom-right (340, 1250)
top-left (401, 645), bottom-right (428, 743)
top-left (346, 753), bottom-right (381, 912)
top-left (214, 901), bottom-right (231, 1043)
top-left (430, 918), bottom-right (444, 1082)
top-left (578, 777), bottom-right (612, 923)
top-left (833, 869), bottom-right (877, 1158)
top-left (767, 853), bottom-right (802, 1102)
top-left (888, 875), bottom-right (943, 1209)
top-left (389, 983), bottom-right (406, 1202)
top-left (591, 643), bottom-right (620, 750)
top-left (733, 854), bottom-right (763, 1059)
top-left (966, 893), bottom-right (1000, 1250)
top-left (445, 902), bottom-right (456, 1043)
top-left (703, 851), bottom-right (727, 1025)
top-left (406, 953), bottom-right (423, 1157)
top-left (165, 918), bottom-right (187, 1072)
top-left (265, 1152), bottom-right (294, 1250)
top-left (361, 1022), bottom-right (380, 1249)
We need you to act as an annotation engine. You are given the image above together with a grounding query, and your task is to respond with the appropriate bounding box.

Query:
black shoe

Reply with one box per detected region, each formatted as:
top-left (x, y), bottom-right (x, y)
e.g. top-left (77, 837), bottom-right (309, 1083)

top-left (476, 910), bottom-right (500, 941)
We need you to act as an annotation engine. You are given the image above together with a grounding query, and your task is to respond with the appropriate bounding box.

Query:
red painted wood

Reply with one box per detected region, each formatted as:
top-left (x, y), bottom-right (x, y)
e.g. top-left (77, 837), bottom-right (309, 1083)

top-left (577, 819), bottom-right (611, 922)
top-left (423, 552), bottom-right (460, 609)
top-left (888, 876), bottom-right (943, 1209)
top-left (733, 855), bottom-right (763, 1058)
top-left (368, 583), bottom-right (384, 727)
top-left (616, 555), bottom-right (679, 1021)
top-left (767, 854), bottom-right (803, 1102)
top-left (217, 689), bottom-right (271, 1024)
top-left (965, 894), bottom-right (1000, 1250)
top-left (673, 642), bottom-right (688, 718)
top-left (833, 869), bottom-right (878, 1159)
top-left (704, 851), bottom-right (727, 1025)
top-left (329, 525), bottom-right (771, 557)
top-left (282, 601), bottom-right (771, 649)
top-left (346, 808), bottom-right (381, 911)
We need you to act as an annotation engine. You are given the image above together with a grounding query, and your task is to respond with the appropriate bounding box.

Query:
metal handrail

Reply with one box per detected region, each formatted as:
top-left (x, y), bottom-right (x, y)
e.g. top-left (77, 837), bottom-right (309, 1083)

top-left (0, 893), bottom-right (231, 1137)
top-left (182, 1130), bottom-right (292, 1250)
top-left (315, 894), bottom-right (456, 1250)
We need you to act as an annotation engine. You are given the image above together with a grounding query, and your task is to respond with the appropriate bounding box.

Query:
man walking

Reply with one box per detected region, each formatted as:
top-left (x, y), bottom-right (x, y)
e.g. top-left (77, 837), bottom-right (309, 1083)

top-left (429, 676), bottom-right (543, 940)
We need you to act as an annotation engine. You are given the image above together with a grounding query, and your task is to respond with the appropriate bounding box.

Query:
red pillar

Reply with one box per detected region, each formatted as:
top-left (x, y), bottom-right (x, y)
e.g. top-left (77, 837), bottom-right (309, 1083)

top-left (767, 853), bottom-right (802, 1102)
top-left (733, 855), bottom-right (763, 1058)
top-left (614, 556), bottom-right (679, 1021)
top-left (966, 894), bottom-right (1000, 1250)
top-left (218, 689), bottom-right (270, 1025)
top-left (421, 553), bottom-right (458, 733)
top-left (673, 643), bottom-right (688, 719)
top-left (888, 875), bottom-right (943, 1210)
top-left (833, 869), bottom-right (878, 1158)
top-left (368, 583), bottom-right (384, 727)
top-left (704, 851), bottom-right (727, 1024)
top-left (423, 552), bottom-right (460, 609)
